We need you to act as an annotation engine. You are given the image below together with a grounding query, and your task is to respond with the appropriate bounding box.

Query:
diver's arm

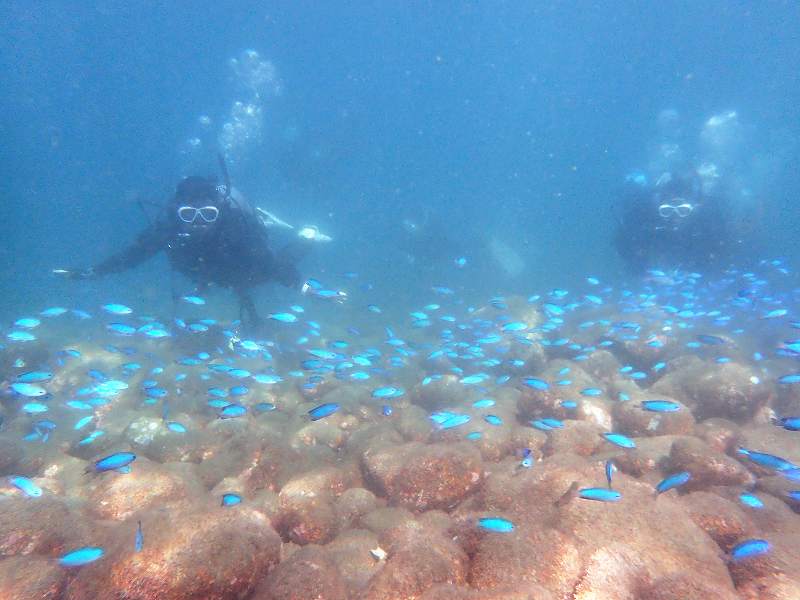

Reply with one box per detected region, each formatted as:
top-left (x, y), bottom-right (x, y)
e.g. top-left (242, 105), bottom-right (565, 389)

top-left (272, 239), bottom-right (313, 290)
top-left (92, 223), bottom-right (169, 276)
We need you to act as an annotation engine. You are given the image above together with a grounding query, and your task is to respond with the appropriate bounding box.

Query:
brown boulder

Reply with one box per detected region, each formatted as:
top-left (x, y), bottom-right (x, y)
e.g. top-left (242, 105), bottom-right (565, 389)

top-left (253, 545), bottom-right (347, 600)
top-left (65, 507), bottom-right (281, 600)
top-left (668, 437), bottom-right (755, 490)
top-left (361, 442), bottom-right (483, 511)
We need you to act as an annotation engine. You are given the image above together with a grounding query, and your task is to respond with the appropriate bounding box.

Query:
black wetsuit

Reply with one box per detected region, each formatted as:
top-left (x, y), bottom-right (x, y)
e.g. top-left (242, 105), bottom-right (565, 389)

top-left (615, 173), bottom-right (730, 273)
top-left (92, 179), bottom-right (308, 324)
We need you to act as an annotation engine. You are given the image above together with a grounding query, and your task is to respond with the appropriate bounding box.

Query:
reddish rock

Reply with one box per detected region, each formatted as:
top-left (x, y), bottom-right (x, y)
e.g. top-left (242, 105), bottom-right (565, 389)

top-left (738, 425), bottom-right (800, 474)
top-left (556, 477), bottom-right (737, 595)
top-left (668, 437), bottom-right (755, 490)
top-left (612, 397), bottom-right (695, 437)
top-left (346, 424), bottom-right (404, 458)
top-left (361, 442), bottom-right (483, 512)
top-left (279, 464), bottom-right (361, 504)
top-left (84, 457), bottom-right (203, 521)
top-left (679, 491), bottom-right (757, 550)
top-left (0, 555), bottom-right (66, 599)
top-left (123, 415), bottom-right (201, 463)
top-left (413, 375), bottom-right (468, 411)
top-left (360, 506), bottom-right (417, 535)
top-left (326, 528), bottom-right (383, 593)
top-left (612, 435), bottom-right (680, 478)
top-left (198, 434), bottom-right (306, 493)
top-left (253, 545), bottom-right (347, 600)
top-left (570, 543), bottom-right (651, 599)
top-left (541, 420), bottom-right (605, 457)
top-left (694, 418), bottom-right (743, 454)
top-left (516, 387), bottom-right (564, 421)
top-left (654, 362), bottom-right (771, 422)
top-left (364, 525), bottom-right (468, 599)
top-left (335, 487), bottom-right (380, 529)
top-left (639, 573), bottom-right (740, 600)
top-left (65, 507), bottom-right (281, 600)
top-left (275, 495), bottom-right (337, 546)
top-left (420, 584), bottom-right (554, 600)
top-left (0, 435), bottom-right (23, 473)
top-left (469, 524), bottom-right (580, 596)
top-left (570, 398), bottom-right (614, 430)
top-left (395, 404), bottom-right (435, 442)
top-left (0, 495), bottom-right (90, 557)
top-left (729, 533), bottom-right (800, 599)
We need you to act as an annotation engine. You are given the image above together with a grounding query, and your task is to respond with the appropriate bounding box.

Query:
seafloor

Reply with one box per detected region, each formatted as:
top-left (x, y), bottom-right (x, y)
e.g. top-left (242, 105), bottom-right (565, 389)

top-left (2, 268), bottom-right (800, 599)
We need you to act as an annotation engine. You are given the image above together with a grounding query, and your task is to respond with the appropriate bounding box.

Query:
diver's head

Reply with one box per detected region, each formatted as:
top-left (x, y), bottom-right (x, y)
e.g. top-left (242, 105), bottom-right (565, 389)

top-left (174, 176), bottom-right (222, 234)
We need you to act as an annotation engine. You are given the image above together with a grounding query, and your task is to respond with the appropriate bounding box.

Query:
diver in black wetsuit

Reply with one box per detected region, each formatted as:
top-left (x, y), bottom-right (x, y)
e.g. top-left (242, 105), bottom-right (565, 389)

top-left (615, 170), bottom-right (731, 274)
top-left (56, 175), bottom-right (315, 326)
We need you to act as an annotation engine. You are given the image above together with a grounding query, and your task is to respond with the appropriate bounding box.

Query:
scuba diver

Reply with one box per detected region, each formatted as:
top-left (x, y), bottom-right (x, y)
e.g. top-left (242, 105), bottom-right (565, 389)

top-left (615, 169), bottom-right (731, 273)
top-left (55, 161), bottom-right (331, 326)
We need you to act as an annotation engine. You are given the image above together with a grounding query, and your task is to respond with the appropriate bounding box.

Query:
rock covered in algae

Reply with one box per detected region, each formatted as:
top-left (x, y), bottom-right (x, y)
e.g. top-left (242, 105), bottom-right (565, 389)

top-left (361, 441), bottom-right (484, 511)
top-left (64, 506), bottom-right (281, 600)
top-left (252, 545), bottom-right (347, 600)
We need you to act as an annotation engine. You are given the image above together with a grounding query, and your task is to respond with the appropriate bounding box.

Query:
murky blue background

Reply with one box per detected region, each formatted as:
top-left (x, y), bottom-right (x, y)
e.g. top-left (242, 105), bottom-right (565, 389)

top-left (2, 2), bottom-right (798, 320)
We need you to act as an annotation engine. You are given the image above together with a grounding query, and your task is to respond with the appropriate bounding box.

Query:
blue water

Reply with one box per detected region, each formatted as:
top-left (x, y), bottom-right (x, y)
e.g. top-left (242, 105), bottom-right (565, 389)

top-left (2, 2), bottom-right (799, 316)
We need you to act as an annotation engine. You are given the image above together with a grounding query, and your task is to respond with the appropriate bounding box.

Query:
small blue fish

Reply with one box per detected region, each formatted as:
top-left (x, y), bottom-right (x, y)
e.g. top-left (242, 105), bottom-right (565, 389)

top-left (135, 520), bottom-right (143, 552)
top-left (581, 387), bottom-right (603, 397)
top-left (107, 323), bottom-right (136, 336)
top-left (737, 447), bottom-right (797, 471)
top-left (641, 400), bottom-right (681, 413)
top-left (101, 303), bottom-right (133, 315)
top-left (219, 404), bottom-right (247, 419)
top-left (655, 471), bottom-right (691, 495)
top-left (372, 386), bottom-right (403, 399)
top-left (523, 377), bottom-right (549, 391)
top-left (74, 416), bottom-right (94, 430)
top-left (88, 452), bottom-right (136, 473)
top-left (774, 416), bottom-right (800, 431)
top-left (484, 414), bottom-right (503, 426)
top-left (22, 402), bottom-right (49, 414)
top-left (520, 448), bottom-right (533, 469)
top-left (605, 460), bottom-right (615, 488)
top-left (730, 539), bottom-right (770, 561)
top-left (166, 421), bottom-right (187, 433)
top-left (473, 398), bottom-right (495, 409)
top-left (761, 309), bottom-right (787, 320)
top-left (438, 414), bottom-right (471, 429)
top-left (7, 331), bottom-right (36, 342)
top-left (16, 371), bottom-right (52, 383)
top-left (696, 334), bottom-right (726, 345)
top-left (739, 493), bottom-right (764, 509)
top-left (308, 403), bottom-right (340, 421)
top-left (14, 317), bottom-right (41, 328)
top-left (9, 475), bottom-right (43, 498)
top-left (602, 432), bottom-right (636, 449)
top-left (579, 487), bottom-right (622, 502)
top-left (181, 295), bottom-right (206, 305)
top-left (59, 546), bottom-right (104, 567)
top-left (268, 312), bottom-right (297, 323)
top-left (221, 493), bottom-right (242, 506)
top-left (40, 307), bottom-right (68, 317)
top-left (382, 405), bottom-right (393, 416)
top-left (477, 517), bottom-right (514, 533)
top-left (11, 382), bottom-right (47, 397)
top-left (254, 402), bottom-right (276, 413)
top-left (778, 374), bottom-right (800, 385)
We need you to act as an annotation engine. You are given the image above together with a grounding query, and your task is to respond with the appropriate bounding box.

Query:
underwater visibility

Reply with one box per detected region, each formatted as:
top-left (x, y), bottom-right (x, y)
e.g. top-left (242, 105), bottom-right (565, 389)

top-left (2, 3), bottom-right (800, 599)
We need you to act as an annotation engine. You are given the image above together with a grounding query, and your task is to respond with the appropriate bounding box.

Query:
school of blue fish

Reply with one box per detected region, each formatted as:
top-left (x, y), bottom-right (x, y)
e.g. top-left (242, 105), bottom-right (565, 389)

top-left (3, 259), bottom-right (800, 576)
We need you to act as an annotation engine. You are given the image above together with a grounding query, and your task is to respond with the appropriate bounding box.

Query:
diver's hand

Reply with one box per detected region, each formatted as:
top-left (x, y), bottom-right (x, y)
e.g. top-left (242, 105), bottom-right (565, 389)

top-left (53, 267), bottom-right (96, 281)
